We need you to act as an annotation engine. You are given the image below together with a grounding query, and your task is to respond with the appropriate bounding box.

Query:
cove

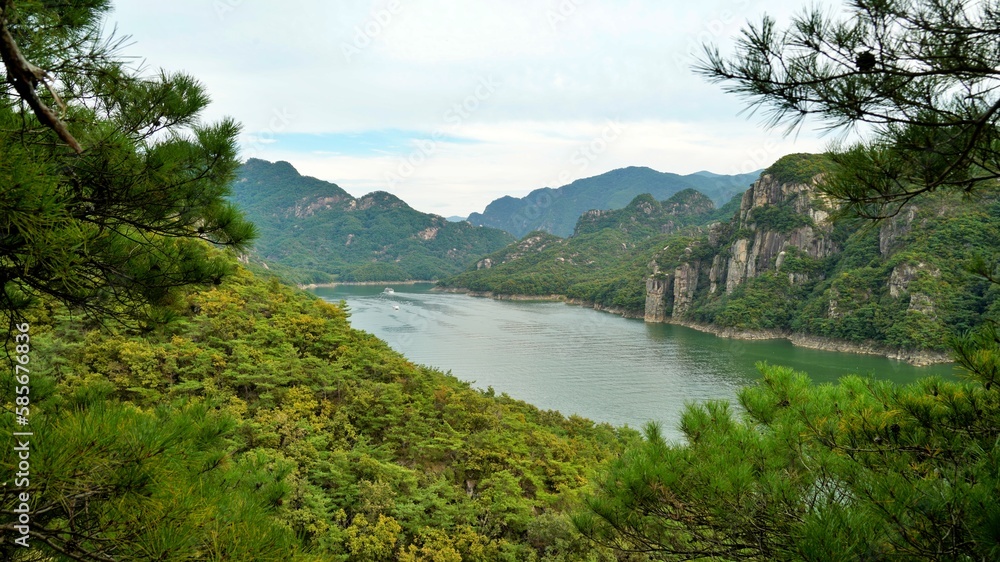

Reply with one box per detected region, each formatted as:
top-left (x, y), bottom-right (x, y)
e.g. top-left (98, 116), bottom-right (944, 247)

top-left (312, 283), bottom-right (959, 441)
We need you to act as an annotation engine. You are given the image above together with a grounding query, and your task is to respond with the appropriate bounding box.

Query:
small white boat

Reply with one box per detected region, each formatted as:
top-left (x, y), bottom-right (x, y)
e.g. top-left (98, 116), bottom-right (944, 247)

top-left (383, 287), bottom-right (394, 294)
top-left (393, 305), bottom-right (400, 310)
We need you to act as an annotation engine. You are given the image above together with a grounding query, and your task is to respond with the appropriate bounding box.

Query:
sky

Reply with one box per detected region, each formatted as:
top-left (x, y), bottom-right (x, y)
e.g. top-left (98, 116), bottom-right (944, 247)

top-left (107, 0), bottom-right (836, 217)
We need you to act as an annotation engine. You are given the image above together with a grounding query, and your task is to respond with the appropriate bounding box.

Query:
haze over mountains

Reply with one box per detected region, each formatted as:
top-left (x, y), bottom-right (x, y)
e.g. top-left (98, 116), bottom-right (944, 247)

top-left (466, 166), bottom-right (761, 238)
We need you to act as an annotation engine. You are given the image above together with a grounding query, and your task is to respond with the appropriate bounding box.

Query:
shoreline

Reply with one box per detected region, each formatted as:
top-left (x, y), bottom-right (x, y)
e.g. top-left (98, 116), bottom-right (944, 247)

top-left (665, 319), bottom-right (952, 367)
top-left (436, 287), bottom-right (953, 366)
top-left (435, 287), bottom-right (642, 318)
top-left (300, 280), bottom-right (437, 289)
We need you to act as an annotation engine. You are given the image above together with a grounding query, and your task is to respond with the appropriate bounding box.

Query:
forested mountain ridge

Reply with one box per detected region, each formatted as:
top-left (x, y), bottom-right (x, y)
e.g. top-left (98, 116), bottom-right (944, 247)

top-left (466, 166), bottom-right (759, 238)
top-left (444, 153), bottom-right (1000, 360)
top-left (229, 159), bottom-right (515, 284)
top-left (442, 188), bottom-right (723, 311)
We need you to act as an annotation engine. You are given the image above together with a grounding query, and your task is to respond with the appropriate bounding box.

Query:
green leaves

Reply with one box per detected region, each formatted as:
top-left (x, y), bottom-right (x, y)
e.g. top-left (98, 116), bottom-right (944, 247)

top-left (698, 0), bottom-right (1000, 219)
top-left (0, 0), bottom-right (254, 334)
top-left (582, 356), bottom-right (1000, 560)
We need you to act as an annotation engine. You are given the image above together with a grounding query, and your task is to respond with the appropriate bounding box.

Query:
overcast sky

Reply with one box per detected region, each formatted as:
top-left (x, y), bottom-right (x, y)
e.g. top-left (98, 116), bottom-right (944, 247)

top-left (108, 0), bottom-right (836, 217)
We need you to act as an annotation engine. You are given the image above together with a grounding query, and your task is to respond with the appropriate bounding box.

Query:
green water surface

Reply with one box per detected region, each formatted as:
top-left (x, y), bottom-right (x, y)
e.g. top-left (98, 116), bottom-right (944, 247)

top-left (314, 283), bottom-right (959, 440)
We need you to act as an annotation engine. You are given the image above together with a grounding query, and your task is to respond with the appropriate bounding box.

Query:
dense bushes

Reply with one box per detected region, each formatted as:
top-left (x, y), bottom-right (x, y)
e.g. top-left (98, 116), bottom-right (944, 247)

top-left (2, 267), bottom-right (637, 560)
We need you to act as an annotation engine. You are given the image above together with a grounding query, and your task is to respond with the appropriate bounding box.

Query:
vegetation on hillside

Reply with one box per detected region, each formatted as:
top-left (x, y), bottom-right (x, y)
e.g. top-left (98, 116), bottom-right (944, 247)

top-left (578, 0), bottom-right (1000, 558)
top-left (442, 189), bottom-right (721, 312)
top-left (230, 159), bottom-right (515, 284)
top-left (2, 266), bottom-right (639, 560)
top-left (447, 156), bottom-right (1000, 353)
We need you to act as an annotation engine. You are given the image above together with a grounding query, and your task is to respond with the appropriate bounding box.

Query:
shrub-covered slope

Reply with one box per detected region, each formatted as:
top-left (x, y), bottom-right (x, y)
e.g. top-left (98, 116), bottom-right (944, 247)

top-left (3, 266), bottom-right (636, 560)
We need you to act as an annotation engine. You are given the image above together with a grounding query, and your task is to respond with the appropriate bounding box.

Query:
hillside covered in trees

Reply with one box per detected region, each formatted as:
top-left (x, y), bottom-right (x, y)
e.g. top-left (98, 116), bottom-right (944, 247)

top-left (230, 159), bottom-right (515, 284)
top-left (443, 187), bottom-right (731, 312)
top-left (443, 154), bottom-right (1000, 359)
top-left (2, 265), bottom-right (638, 560)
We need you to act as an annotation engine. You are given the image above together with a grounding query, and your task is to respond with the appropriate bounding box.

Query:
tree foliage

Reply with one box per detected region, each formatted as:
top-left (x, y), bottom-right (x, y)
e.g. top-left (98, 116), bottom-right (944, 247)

top-left (578, 357), bottom-right (1000, 560)
top-left (578, 1), bottom-right (1000, 558)
top-left (0, 0), bottom-right (254, 333)
top-left (2, 266), bottom-right (638, 560)
top-left (698, 0), bottom-right (1000, 219)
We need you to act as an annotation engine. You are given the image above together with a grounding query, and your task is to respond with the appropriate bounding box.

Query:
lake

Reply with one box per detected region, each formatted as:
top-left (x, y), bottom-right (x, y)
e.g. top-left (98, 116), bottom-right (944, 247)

top-left (312, 283), bottom-right (959, 440)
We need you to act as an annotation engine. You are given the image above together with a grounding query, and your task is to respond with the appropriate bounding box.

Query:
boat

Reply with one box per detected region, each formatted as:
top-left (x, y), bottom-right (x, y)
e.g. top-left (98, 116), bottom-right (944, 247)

top-left (383, 287), bottom-right (394, 294)
top-left (393, 305), bottom-right (399, 310)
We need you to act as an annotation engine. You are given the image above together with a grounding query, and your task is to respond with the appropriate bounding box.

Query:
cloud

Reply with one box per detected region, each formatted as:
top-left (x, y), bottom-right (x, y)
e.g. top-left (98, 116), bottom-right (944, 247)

top-left (108, 0), bottom-right (834, 216)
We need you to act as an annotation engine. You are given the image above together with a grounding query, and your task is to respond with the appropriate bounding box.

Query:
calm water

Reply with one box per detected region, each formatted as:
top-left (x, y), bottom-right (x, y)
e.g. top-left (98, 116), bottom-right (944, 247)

top-left (313, 283), bottom-right (959, 440)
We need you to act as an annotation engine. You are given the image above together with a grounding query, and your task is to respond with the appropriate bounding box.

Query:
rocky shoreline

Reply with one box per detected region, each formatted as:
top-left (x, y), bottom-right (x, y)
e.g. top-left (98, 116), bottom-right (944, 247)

top-left (437, 287), bottom-right (953, 366)
top-left (664, 319), bottom-right (952, 366)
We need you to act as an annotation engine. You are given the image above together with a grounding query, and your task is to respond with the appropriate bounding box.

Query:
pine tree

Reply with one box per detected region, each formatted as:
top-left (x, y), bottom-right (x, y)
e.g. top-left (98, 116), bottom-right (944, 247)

top-left (0, 0), bottom-right (255, 335)
top-left (579, 0), bottom-right (1000, 558)
top-left (697, 0), bottom-right (1000, 219)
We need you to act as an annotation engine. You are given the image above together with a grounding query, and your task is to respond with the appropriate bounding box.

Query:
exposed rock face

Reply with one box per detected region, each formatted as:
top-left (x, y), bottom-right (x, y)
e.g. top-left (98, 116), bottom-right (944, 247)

top-left (477, 258), bottom-right (493, 270)
top-left (888, 262), bottom-right (940, 298)
top-left (879, 206), bottom-right (918, 255)
top-left (707, 222), bottom-right (725, 246)
top-left (708, 254), bottom-right (724, 294)
top-left (889, 263), bottom-right (920, 297)
top-left (672, 261), bottom-right (699, 316)
top-left (293, 195), bottom-right (351, 218)
top-left (909, 292), bottom-right (936, 315)
top-left (644, 276), bottom-right (670, 322)
top-left (725, 239), bottom-right (751, 293)
top-left (724, 173), bottom-right (838, 293)
top-left (416, 227), bottom-right (439, 240)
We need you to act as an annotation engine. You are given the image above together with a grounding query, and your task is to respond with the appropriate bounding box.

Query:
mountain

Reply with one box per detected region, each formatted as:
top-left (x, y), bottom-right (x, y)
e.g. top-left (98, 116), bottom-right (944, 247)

top-left (442, 188), bottom-right (722, 309)
top-left (443, 153), bottom-right (1000, 360)
top-left (466, 166), bottom-right (760, 238)
top-left (229, 159), bottom-right (515, 283)
top-left (445, 215), bottom-right (467, 222)
top-left (573, 189), bottom-right (715, 238)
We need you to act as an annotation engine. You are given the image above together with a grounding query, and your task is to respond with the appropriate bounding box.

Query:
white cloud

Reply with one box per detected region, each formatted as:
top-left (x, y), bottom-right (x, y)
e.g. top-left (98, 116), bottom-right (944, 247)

top-left (107, 0), bottom-right (837, 216)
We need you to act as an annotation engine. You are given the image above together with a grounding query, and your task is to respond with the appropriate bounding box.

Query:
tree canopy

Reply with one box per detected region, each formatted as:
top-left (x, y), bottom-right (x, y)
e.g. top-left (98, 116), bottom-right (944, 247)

top-left (578, 1), bottom-right (1000, 559)
top-left (0, 0), bottom-right (255, 334)
top-left (697, 0), bottom-right (1000, 219)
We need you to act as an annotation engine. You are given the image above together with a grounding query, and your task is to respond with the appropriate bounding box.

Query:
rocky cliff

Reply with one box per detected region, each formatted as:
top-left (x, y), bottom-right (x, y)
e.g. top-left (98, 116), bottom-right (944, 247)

top-left (640, 152), bottom-right (1000, 359)
top-left (645, 163), bottom-right (839, 320)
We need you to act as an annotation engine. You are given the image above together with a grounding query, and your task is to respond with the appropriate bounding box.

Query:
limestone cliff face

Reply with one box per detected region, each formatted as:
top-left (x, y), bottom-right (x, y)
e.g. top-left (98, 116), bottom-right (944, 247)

top-left (673, 260), bottom-right (700, 316)
top-left (644, 276), bottom-right (670, 322)
top-left (724, 173), bottom-right (838, 293)
top-left (879, 206), bottom-right (918, 256)
top-left (644, 169), bottom-right (840, 323)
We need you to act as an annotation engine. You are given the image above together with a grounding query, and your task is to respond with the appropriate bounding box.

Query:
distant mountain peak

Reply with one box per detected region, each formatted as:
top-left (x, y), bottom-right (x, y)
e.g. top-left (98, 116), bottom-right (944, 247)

top-left (228, 158), bottom-right (514, 283)
top-left (468, 166), bottom-right (761, 238)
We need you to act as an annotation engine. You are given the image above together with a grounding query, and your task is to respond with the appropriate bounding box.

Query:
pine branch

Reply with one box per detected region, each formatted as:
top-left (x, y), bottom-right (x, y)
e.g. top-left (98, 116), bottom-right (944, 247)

top-left (0, 0), bottom-right (82, 153)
